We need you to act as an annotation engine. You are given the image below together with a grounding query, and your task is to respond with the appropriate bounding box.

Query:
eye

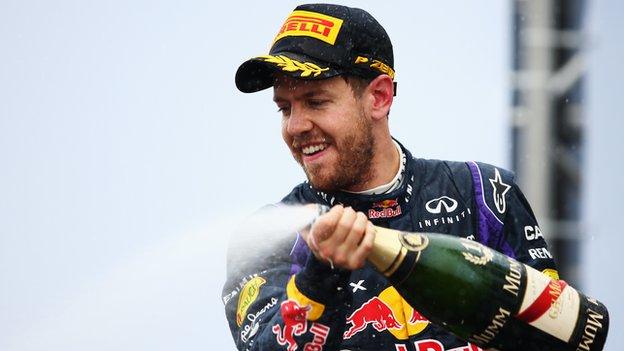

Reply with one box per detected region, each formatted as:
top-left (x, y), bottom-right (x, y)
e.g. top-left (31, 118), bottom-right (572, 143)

top-left (307, 99), bottom-right (328, 109)
top-left (276, 105), bottom-right (291, 116)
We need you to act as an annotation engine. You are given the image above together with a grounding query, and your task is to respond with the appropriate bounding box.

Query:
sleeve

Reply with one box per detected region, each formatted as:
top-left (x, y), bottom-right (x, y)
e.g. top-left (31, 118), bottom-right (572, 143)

top-left (222, 213), bottom-right (352, 351)
top-left (468, 161), bottom-right (559, 279)
top-left (500, 182), bottom-right (559, 279)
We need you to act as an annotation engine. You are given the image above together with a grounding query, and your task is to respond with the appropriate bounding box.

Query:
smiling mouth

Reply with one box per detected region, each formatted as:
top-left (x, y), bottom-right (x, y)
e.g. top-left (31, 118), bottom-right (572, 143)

top-left (301, 143), bottom-right (328, 156)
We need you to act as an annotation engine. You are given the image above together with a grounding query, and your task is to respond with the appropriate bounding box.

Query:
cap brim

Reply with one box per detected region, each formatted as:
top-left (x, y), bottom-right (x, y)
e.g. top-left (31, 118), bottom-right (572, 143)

top-left (235, 52), bottom-right (343, 93)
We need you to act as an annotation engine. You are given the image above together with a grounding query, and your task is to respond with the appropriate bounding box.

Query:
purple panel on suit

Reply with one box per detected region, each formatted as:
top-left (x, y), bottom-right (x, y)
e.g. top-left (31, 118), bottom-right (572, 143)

top-left (290, 233), bottom-right (310, 274)
top-left (467, 162), bottom-right (515, 258)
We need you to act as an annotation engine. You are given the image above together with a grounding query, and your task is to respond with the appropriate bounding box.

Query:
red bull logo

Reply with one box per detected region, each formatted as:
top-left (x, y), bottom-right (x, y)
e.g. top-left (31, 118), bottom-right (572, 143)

top-left (395, 340), bottom-right (483, 351)
top-left (272, 300), bottom-right (310, 351)
top-left (368, 198), bottom-right (402, 219)
top-left (372, 199), bottom-right (400, 208)
top-left (344, 287), bottom-right (429, 340)
top-left (344, 287), bottom-right (482, 350)
top-left (344, 296), bottom-right (403, 339)
top-left (409, 309), bottom-right (427, 324)
top-left (304, 323), bottom-right (329, 351)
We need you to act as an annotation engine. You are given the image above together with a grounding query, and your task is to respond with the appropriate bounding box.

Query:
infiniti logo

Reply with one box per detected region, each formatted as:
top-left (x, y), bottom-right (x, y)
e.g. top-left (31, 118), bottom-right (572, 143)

top-left (425, 196), bottom-right (458, 214)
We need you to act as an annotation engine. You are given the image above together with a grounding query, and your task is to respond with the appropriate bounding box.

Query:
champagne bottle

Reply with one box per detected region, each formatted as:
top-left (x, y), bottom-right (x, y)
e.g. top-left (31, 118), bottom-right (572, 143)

top-left (367, 226), bottom-right (609, 351)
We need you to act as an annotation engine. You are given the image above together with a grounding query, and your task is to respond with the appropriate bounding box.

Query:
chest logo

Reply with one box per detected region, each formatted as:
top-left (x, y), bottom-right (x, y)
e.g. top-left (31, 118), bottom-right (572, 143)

top-left (368, 198), bottom-right (402, 219)
top-left (425, 196), bottom-right (458, 214)
top-left (344, 287), bottom-right (429, 340)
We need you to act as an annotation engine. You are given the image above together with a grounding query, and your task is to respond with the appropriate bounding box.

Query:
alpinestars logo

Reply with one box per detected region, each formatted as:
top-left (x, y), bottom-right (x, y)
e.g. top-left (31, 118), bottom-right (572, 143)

top-left (489, 168), bottom-right (511, 214)
top-left (425, 196), bottom-right (458, 214)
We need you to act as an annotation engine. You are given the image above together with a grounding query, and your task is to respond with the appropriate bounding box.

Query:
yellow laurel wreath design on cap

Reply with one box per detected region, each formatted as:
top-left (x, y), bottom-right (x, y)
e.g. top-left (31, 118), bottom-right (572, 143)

top-left (257, 55), bottom-right (329, 78)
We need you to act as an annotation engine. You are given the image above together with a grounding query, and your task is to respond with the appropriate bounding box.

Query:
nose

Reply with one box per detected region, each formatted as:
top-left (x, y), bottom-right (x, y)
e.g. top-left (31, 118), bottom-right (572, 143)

top-left (285, 107), bottom-right (313, 136)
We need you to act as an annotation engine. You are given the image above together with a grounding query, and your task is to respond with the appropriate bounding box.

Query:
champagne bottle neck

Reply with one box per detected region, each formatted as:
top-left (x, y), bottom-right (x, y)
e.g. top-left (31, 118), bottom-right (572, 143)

top-left (368, 226), bottom-right (429, 277)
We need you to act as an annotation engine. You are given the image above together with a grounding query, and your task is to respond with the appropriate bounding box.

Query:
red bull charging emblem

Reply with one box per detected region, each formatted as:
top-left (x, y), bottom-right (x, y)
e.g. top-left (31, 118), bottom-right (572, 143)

top-left (272, 299), bottom-right (329, 351)
top-left (344, 296), bottom-right (403, 339)
top-left (344, 287), bottom-right (430, 340)
top-left (273, 300), bottom-right (310, 351)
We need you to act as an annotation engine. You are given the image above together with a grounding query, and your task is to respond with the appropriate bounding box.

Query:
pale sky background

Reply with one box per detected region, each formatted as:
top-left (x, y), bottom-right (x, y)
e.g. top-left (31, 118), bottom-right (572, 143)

top-left (0, 1), bottom-right (621, 350)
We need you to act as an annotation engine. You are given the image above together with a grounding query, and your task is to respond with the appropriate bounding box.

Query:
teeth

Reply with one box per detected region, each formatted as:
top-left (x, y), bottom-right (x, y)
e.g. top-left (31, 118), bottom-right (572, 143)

top-left (302, 144), bottom-right (327, 155)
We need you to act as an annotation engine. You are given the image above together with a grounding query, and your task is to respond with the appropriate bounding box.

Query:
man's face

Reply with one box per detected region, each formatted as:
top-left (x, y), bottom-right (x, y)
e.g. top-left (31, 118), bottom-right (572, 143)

top-left (274, 76), bottom-right (375, 192)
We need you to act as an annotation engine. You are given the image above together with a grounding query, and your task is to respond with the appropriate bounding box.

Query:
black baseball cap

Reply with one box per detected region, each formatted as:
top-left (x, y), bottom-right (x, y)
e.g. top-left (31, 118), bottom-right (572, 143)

top-left (235, 4), bottom-right (395, 93)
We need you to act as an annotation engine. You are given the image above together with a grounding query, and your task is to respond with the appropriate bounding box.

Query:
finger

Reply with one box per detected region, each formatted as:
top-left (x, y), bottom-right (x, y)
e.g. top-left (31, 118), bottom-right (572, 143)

top-left (343, 211), bottom-right (368, 248)
top-left (317, 206), bottom-right (356, 261)
top-left (328, 206), bottom-right (357, 245)
top-left (349, 222), bottom-right (376, 269)
top-left (310, 204), bottom-right (344, 244)
top-left (331, 211), bottom-right (367, 267)
top-left (301, 228), bottom-right (319, 252)
top-left (309, 205), bottom-right (344, 260)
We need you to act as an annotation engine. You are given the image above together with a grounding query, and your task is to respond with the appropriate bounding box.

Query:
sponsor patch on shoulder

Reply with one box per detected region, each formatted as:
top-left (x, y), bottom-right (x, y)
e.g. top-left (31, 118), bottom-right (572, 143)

top-left (236, 276), bottom-right (266, 326)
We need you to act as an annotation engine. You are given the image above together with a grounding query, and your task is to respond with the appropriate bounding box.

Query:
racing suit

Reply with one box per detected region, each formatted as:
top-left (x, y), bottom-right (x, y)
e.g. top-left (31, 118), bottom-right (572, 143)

top-left (222, 142), bottom-right (558, 351)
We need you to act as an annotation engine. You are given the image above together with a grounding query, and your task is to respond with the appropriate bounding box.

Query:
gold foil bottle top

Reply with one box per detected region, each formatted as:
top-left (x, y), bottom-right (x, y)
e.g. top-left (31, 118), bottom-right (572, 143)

top-left (368, 226), bottom-right (408, 276)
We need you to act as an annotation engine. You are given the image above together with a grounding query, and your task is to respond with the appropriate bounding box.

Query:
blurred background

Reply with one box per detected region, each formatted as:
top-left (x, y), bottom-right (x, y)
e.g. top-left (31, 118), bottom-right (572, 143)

top-left (0, 0), bottom-right (621, 349)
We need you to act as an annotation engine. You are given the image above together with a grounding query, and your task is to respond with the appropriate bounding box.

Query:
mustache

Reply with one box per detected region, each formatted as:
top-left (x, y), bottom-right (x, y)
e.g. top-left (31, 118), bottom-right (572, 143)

top-left (291, 133), bottom-right (332, 148)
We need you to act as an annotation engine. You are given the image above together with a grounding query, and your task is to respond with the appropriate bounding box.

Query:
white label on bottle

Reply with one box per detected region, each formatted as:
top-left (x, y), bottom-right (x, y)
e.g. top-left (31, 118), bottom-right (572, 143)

top-left (516, 264), bottom-right (580, 342)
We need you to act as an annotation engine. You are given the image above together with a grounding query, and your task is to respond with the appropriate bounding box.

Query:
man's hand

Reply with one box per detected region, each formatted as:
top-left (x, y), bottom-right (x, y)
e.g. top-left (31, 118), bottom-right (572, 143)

top-left (303, 205), bottom-right (376, 270)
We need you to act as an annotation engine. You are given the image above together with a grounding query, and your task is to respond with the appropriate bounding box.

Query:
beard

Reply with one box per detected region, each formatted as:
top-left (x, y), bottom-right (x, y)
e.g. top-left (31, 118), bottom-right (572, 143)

top-left (297, 110), bottom-right (375, 192)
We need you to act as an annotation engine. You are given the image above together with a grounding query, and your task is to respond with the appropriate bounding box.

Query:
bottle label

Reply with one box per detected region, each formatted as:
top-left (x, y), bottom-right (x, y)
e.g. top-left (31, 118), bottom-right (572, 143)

top-left (515, 264), bottom-right (581, 342)
top-left (467, 252), bottom-right (524, 346)
top-left (574, 297), bottom-right (609, 351)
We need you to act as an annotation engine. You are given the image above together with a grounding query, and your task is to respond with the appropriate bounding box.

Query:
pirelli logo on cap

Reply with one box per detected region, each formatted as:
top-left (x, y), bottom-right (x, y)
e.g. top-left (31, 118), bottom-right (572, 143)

top-left (274, 10), bottom-right (344, 45)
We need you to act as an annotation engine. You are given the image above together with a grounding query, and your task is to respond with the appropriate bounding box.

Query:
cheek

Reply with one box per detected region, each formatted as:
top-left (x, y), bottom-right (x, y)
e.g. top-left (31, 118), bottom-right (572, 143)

top-left (281, 122), bottom-right (292, 146)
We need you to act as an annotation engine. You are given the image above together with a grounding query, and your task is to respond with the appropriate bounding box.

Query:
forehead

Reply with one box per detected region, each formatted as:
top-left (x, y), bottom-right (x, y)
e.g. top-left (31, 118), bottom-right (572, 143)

top-left (273, 75), bottom-right (348, 98)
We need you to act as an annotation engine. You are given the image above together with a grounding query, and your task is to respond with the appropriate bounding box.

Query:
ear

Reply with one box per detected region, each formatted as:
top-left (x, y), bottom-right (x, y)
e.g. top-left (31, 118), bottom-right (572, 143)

top-left (367, 75), bottom-right (394, 121)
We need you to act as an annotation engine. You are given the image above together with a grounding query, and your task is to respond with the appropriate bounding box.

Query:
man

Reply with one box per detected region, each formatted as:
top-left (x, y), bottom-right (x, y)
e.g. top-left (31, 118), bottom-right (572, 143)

top-left (223, 4), bottom-right (558, 351)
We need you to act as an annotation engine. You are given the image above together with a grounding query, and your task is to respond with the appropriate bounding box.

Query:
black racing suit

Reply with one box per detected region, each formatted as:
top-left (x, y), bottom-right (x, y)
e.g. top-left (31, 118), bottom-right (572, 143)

top-left (222, 143), bottom-right (558, 351)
